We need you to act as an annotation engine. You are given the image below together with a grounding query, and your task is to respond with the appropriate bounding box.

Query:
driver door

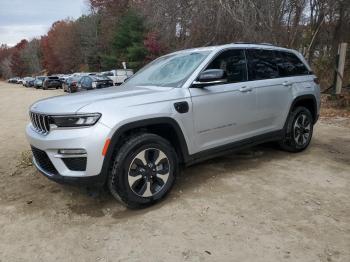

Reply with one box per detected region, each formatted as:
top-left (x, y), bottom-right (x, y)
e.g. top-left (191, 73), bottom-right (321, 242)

top-left (189, 49), bottom-right (259, 153)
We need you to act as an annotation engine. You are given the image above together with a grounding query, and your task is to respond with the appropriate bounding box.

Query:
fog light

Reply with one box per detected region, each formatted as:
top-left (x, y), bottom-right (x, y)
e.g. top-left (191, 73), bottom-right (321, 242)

top-left (58, 149), bottom-right (87, 155)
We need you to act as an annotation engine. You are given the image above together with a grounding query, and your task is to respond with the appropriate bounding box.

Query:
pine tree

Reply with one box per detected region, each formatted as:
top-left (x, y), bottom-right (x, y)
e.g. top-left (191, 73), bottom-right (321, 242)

top-left (112, 10), bottom-right (147, 69)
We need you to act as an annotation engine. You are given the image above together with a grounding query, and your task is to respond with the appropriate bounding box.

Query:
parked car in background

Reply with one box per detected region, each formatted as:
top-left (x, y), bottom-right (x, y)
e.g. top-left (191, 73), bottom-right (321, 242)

top-left (72, 72), bottom-right (97, 77)
top-left (23, 77), bottom-right (35, 87)
top-left (63, 76), bottom-right (81, 93)
top-left (58, 74), bottom-right (70, 83)
top-left (42, 76), bottom-right (62, 90)
top-left (16, 78), bottom-right (24, 85)
top-left (8, 77), bottom-right (20, 83)
top-left (102, 69), bottom-right (133, 85)
top-left (77, 75), bottom-right (113, 91)
top-left (34, 76), bottom-right (46, 89)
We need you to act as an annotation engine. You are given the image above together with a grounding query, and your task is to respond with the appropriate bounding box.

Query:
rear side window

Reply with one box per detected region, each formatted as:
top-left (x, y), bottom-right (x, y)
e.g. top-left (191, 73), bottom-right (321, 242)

top-left (206, 49), bottom-right (247, 83)
top-left (275, 51), bottom-right (310, 77)
top-left (246, 49), bottom-right (279, 80)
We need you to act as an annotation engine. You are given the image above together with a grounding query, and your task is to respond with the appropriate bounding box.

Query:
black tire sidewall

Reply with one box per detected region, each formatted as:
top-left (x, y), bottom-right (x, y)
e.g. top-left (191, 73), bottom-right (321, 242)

top-left (108, 134), bottom-right (178, 208)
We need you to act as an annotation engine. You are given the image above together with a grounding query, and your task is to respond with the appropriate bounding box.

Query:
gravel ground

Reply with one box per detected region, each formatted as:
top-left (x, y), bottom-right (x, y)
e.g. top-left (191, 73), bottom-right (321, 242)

top-left (0, 82), bottom-right (349, 262)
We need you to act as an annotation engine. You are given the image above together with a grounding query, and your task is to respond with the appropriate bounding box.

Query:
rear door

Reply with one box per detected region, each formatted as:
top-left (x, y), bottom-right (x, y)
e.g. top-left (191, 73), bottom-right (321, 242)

top-left (245, 48), bottom-right (292, 132)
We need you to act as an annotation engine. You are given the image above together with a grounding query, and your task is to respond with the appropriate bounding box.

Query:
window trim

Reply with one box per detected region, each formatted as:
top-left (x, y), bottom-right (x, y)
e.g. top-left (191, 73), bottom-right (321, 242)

top-left (191, 47), bottom-right (312, 87)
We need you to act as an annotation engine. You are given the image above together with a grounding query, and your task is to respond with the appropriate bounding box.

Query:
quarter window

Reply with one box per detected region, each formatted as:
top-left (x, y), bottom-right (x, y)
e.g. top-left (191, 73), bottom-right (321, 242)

top-left (206, 49), bottom-right (247, 83)
top-left (275, 51), bottom-right (310, 77)
top-left (246, 49), bottom-right (279, 80)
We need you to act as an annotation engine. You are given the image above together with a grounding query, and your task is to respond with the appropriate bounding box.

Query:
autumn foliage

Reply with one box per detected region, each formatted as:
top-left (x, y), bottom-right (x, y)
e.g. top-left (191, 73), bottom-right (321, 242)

top-left (0, 0), bottom-right (349, 89)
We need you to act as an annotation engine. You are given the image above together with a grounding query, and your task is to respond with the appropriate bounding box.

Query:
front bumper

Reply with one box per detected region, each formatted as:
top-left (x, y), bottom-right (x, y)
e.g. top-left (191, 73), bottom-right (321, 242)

top-left (26, 122), bottom-right (111, 186)
top-left (33, 157), bottom-right (105, 186)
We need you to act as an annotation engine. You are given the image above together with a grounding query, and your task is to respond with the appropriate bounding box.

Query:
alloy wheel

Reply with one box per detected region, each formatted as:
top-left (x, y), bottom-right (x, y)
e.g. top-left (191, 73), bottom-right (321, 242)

top-left (293, 113), bottom-right (311, 146)
top-left (128, 148), bottom-right (170, 197)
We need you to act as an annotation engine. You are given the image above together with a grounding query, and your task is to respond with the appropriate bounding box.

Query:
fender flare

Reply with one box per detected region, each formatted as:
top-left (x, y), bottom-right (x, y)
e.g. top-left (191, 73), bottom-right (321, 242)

top-left (290, 94), bottom-right (318, 123)
top-left (99, 117), bottom-right (190, 184)
top-left (284, 94), bottom-right (318, 134)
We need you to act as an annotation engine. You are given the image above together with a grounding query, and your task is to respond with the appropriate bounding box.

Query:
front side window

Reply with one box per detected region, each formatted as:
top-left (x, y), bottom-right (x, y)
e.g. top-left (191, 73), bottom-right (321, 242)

top-left (246, 49), bottom-right (279, 80)
top-left (275, 51), bottom-right (310, 77)
top-left (124, 51), bottom-right (211, 88)
top-left (206, 49), bottom-right (247, 83)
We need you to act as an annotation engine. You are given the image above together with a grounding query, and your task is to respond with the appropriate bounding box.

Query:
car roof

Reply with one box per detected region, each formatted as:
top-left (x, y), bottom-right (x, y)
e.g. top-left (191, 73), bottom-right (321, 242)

top-left (171, 43), bottom-right (296, 55)
top-left (90, 75), bottom-right (110, 80)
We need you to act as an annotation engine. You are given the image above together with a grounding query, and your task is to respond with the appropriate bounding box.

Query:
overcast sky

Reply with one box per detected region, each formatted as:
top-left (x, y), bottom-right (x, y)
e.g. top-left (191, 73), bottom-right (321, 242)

top-left (0, 0), bottom-right (87, 46)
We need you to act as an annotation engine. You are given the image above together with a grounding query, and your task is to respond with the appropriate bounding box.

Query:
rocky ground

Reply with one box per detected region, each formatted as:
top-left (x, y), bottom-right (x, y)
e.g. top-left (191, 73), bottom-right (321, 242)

top-left (0, 82), bottom-right (349, 262)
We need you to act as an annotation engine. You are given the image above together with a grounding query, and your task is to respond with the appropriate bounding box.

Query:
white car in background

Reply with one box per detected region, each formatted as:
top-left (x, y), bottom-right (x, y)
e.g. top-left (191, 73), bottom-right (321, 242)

top-left (102, 69), bottom-right (134, 85)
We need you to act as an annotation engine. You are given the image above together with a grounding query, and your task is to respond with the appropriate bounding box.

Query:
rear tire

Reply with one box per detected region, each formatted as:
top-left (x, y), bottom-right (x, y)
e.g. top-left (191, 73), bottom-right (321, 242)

top-left (108, 133), bottom-right (178, 208)
top-left (279, 106), bottom-right (314, 152)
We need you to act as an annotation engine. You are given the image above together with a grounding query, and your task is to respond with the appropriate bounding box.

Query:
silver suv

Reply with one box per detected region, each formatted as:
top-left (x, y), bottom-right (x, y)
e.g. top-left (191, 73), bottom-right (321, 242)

top-left (26, 43), bottom-right (320, 208)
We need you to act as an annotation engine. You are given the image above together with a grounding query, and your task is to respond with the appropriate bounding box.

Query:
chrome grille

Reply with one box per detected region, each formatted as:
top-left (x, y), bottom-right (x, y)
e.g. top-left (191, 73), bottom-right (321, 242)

top-left (30, 112), bottom-right (50, 134)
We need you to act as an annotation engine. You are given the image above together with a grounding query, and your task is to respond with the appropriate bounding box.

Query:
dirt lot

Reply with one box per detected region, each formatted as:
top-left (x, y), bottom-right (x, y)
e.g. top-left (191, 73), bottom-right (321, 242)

top-left (0, 82), bottom-right (349, 262)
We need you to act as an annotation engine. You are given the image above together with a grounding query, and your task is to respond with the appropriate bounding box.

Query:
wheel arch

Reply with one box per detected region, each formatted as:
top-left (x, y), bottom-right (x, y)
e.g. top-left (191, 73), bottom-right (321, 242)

top-left (99, 117), bottom-right (190, 185)
top-left (289, 95), bottom-right (318, 124)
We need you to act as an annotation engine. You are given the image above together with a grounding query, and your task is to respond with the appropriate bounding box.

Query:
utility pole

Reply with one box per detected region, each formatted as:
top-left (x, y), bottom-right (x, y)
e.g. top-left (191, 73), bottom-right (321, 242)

top-left (335, 43), bottom-right (348, 95)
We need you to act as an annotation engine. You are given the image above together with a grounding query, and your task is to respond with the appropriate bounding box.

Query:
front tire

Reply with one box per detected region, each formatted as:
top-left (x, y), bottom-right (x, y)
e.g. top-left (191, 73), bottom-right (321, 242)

top-left (279, 106), bottom-right (314, 152)
top-left (108, 133), bottom-right (178, 208)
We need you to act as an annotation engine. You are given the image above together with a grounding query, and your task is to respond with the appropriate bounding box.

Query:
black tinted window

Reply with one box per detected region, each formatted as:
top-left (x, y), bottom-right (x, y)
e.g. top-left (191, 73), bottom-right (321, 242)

top-left (247, 49), bottom-right (279, 80)
top-left (206, 49), bottom-right (247, 83)
top-left (275, 51), bottom-right (310, 77)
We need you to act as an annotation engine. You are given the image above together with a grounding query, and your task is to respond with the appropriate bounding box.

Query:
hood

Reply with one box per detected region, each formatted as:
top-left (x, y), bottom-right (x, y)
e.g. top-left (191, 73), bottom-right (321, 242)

top-left (30, 85), bottom-right (174, 114)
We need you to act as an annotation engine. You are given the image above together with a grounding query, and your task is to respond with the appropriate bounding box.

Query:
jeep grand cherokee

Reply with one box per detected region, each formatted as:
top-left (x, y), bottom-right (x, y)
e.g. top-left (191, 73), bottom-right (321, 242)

top-left (26, 43), bottom-right (320, 208)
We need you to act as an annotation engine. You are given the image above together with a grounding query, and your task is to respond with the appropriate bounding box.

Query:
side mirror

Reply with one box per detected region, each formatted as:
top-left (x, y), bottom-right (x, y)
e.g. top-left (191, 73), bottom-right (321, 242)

top-left (193, 69), bottom-right (227, 87)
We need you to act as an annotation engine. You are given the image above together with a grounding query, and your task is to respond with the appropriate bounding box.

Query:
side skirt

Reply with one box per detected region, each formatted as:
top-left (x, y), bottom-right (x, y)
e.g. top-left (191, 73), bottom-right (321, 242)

top-left (184, 130), bottom-right (284, 166)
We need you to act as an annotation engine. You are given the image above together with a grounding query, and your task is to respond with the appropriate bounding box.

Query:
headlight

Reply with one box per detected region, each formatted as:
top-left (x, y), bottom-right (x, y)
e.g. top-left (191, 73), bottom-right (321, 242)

top-left (50, 113), bottom-right (101, 127)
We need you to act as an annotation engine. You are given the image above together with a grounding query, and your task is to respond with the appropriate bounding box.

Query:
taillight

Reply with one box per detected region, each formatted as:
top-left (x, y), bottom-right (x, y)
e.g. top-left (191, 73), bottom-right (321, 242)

top-left (313, 77), bottom-right (319, 85)
top-left (71, 82), bottom-right (77, 86)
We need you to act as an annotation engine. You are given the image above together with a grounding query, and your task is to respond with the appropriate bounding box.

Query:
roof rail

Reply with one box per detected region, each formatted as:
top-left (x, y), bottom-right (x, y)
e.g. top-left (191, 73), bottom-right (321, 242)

top-left (232, 42), bottom-right (276, 46)
top-left (259, 42), bottom-right (275, 46)
top-left (232, 42), bottom-right (255, 45)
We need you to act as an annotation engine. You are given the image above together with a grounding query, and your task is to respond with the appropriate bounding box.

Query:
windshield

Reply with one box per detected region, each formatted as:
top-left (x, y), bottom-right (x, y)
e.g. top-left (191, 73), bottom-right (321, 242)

top-left (124, 51), bottom-right (211, 88)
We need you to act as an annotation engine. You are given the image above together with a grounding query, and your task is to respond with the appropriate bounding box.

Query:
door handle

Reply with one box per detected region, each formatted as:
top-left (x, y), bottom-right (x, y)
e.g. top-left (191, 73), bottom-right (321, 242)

top-left (282, 81), bottom-right (293, 87)
top-left (239, 86), bottom-right (253, 92)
